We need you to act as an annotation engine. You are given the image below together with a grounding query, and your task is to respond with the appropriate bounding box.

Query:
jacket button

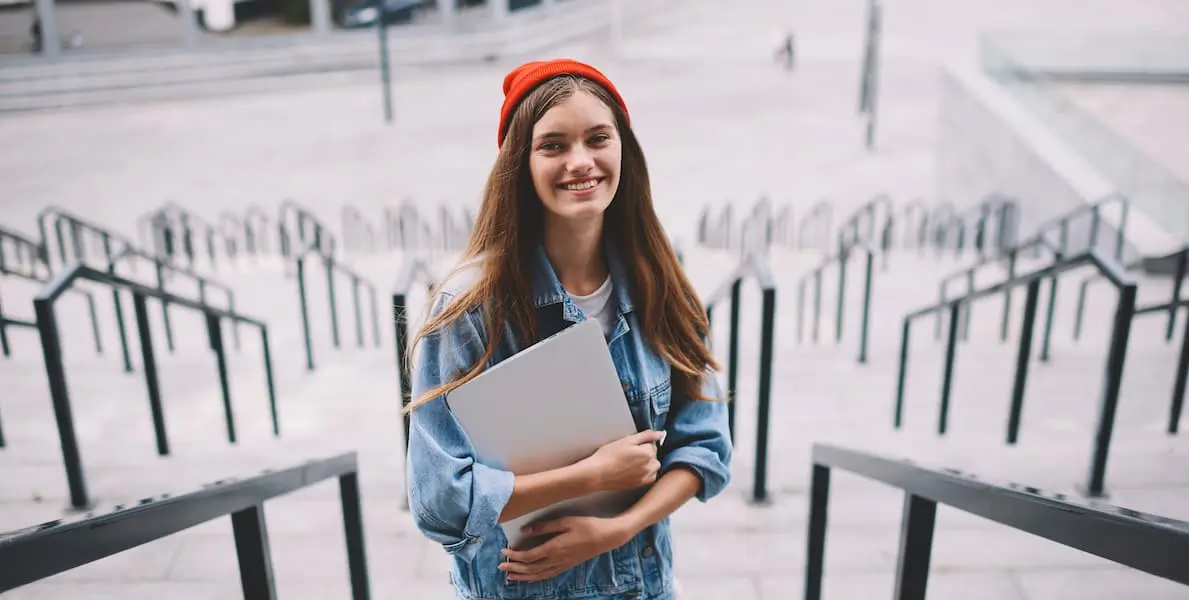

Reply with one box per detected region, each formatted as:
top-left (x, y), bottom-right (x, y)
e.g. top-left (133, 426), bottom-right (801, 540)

top-left (621, 381), bottom-right (631, 390)
top-left (641, 546), bottom-right (654, 557)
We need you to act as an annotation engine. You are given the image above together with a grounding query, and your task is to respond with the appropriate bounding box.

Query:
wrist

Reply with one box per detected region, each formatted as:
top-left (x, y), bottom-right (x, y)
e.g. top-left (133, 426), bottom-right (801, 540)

top-left (570, 458), bottom-right (603, 495)
top-left (611, 511), bottom-right (644, 545)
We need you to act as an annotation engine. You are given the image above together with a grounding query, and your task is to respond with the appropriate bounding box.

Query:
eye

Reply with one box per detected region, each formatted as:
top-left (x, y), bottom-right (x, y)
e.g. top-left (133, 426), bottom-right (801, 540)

top-left (539, 141), bottom-right (563, 152)
top-left (588, 133), bottom-right (612, 145)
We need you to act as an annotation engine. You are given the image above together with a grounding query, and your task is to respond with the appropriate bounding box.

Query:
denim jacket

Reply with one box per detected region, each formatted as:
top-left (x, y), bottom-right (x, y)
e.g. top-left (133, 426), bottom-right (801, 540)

top-left (406, 243), bottom-right (733, 600)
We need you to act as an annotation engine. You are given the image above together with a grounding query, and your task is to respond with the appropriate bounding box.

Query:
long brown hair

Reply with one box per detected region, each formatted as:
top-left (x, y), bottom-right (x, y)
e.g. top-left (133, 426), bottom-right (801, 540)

top-left (404, 75), bottom-right (719, 414)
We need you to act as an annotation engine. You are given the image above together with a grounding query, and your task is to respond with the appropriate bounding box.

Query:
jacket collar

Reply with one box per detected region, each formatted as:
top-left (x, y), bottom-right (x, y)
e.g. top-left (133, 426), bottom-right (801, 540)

top-left (530, 240), bottom-right (635, 317)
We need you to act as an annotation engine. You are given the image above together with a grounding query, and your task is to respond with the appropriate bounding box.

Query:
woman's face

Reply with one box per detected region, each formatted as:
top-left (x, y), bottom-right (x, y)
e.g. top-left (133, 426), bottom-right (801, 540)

top-left (528, 90), bottom-right (622, 225)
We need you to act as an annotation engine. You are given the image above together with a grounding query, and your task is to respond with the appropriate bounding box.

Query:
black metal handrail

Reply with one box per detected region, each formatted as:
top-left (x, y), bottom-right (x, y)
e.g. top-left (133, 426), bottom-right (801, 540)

top-left (894, 248), bottom-right (1135, 497)
top-left (804, 443), bottom-right (1189, 600)
top-left (35, 206), bottom-right (242, 359)
top-left (935, 194), bottom-right (1126, 363)
top-left (33, 263), bottom-right (278, 509)
top-left (109, 241), bottom-right (243, 357)
top-left (796, 238), bottom-right (876, 364)
top-left (242, 205), bottom-right (272, 255)
top-left (926, 194), bottom-right (1019, 259)
top-left (342, 205), bottom-right (379, 255)
top-left (0, 225), bottom-right (101, 365)
top-left (279, 198), bottom-right (337, 261)
top-left (736, 197), bottom-right (774, 256)
top-left (837, 194), bottom-right (893, 255)
top-left (898, 199), bottom-right (933, 249)
top-left (696, 202), bottom-right (735, 250)
top-left (138, 202), bottom-right (240, 270)
top-left (703, 249), bottom-right (777, 504)
top-left (295, 241), bottom-right (381, 372)
top-left (1074, 245), bottom-right (1187, 344)
top-left (0, 452), bottom-right (370, 598)
top-left (796, 200), bottom-right (832, 251)
top-left (392, 254), bottom-right (443, 461)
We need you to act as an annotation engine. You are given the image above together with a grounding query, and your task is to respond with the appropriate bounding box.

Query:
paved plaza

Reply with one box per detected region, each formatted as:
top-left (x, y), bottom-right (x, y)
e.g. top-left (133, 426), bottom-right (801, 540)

top-left (1, 0), bottom-right (1188, 598)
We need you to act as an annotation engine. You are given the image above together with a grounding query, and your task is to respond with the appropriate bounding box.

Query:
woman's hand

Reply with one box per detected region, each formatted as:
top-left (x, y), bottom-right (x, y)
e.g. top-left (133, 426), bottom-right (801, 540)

top-left (580, 430), bottom-right (664, 492)
top-left (498, 516), bottom-right (634, 582)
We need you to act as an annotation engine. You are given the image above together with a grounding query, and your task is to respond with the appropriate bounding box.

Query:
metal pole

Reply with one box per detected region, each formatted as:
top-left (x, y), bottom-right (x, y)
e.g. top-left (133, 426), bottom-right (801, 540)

top-left (1167, 252), bottom-right (1187, 342)
top-left (377, 13), bottom-right (393, 124)
top-left (1167, 308), bottom-right (1189, 435)
top-left (892, 494), bottom-right (937, 600)
top-left (858, 250), bottom-right (873, 364)
top-left (803, 464), bottom-right (831, 600)
top-left (134, 294), bottom-right (170, 457)
top-left (894, 318), bottom-right (911, 428)
top-left (339, 472), bottom-right (373, 600)
top-left (297, 257), bottom-right (315, 372)
top-left (938, 302), bottom-right (960, 435)
top-left (752, 287), bottom-right (776, 505)
top-left (1006, 280), bottom-right (1041, 444)
top-left (727, 280), bottom-right (741, 441)
top-left (207, 313), bottom-right (236, 444)
top-left (32, 0), bottom-right (61, 58)
top-left (1039, 275), bottom-right (1059, 362)
top-left (1084, 284), bottom-right (1137, 497)
top-left (34, 298), bottom-right (91, 509)
top-left (261, 326), bottom-right (279, 437)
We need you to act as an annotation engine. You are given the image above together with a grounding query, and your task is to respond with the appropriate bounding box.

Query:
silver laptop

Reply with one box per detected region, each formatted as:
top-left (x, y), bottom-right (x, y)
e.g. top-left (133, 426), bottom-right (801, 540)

top-left (445, 318), bottom-right (643, 549)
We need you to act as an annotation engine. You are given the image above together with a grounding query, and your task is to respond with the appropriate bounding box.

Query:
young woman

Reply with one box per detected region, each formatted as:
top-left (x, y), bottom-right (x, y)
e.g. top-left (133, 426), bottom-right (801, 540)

top-left (404, 58), bottom-right (732, 600)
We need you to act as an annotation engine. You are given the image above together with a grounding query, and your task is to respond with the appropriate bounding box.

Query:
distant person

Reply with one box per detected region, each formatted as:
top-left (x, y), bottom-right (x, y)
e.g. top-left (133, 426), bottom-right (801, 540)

top-left (403, 58), bottom-right (732, 600)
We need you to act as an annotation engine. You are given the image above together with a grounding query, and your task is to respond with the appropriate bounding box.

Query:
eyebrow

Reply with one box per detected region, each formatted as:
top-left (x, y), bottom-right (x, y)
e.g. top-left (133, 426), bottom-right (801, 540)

top-left (534, 123), bottom-right (613, 141)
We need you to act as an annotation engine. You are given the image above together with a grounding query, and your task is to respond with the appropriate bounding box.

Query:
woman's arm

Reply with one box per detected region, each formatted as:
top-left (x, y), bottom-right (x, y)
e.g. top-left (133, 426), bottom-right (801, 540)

top-left (499, 463), bottom-right (598, 523)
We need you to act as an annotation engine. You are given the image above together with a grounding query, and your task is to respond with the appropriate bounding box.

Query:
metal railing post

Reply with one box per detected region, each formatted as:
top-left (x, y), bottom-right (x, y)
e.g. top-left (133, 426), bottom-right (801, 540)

top-left (1168, 310), bottom-right (1189, 435)
top-left (1074, 278), bottom-right (1090, 342)
top-left (339, 472), bottom-right (373, 599)
top-left (231, 505), bottom-right (277, 598)
top-left (207, 313), bottom-right (237, 445)
top-left (892, 494), bottom-right (937, 600)
top-left (727, 279), bottom-right (741, 441)
top-left (327, 256), bottom-right (341, 349)
top-left (297, 256), bottom-right (315, 372)
top-left (812, 270), bottom-right (822, 342)
top-left (835, 246), bottom-right (848, 343)
top-left (1006, 280), bottom-right (1041, 444)
top-left (1084, 283), bottom-right (1137, 497)
top-left (803, 464), bottom-right (831, 600)
top-left (35, 297), bottom-right (90, 509)
top-left (894, 318), bottom-right (911, 428)
top-left (133, 293), bottom-right (171, 457)
top-left (1039, 273), bottom-right (1059, 362)
top-left (261, 326), bottom-right (280, 437)
top-left (394, 292), bottom-right (412, 455)
top-left (1167, 252), bottom-right (1187, 342)
top-left (938, 302), bottom-right (960, 435)
top-left (858, 249), bottom-right (873, 364)
top-left (352, 277), bottom-right (364, 348)
top-left (752, 286), bottom-right (776, 505)
top-left (1000, 250), bottom-right (1016, 342)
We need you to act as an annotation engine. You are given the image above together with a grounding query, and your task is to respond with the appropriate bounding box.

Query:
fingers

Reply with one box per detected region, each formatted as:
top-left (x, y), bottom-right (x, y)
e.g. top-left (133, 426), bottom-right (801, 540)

top-left (627, 429), bottom-right (666, 445)
top-left (524, 517), bottom-right (573, 537)
top-left (507, 564), bottom-right (566, 582)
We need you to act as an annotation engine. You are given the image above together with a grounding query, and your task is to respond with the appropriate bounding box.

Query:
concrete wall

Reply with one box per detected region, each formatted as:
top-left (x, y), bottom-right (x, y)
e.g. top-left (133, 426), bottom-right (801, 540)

top-left (935, 64), bottom-right (1179, 261)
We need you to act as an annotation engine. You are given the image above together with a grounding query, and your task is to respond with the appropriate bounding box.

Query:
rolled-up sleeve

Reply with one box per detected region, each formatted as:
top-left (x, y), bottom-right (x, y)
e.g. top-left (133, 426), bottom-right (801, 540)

top-left (405, 292), bottom-right (515, 562)
top-left (659, 371), bottom-right (732, 502)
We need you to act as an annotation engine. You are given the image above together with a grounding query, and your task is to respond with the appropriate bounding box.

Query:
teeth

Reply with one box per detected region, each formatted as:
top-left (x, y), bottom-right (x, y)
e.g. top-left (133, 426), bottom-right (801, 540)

top-left (562, 179), bottom-right (599, 191)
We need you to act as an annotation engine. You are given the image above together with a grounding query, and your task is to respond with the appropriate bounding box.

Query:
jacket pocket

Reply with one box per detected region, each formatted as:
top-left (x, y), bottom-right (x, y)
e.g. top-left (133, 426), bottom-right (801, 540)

top-left (647, 380), bottom-right (672, 432)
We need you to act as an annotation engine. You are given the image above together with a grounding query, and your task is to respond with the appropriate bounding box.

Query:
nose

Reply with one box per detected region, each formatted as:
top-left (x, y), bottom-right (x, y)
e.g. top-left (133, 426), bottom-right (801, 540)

top-left (565, 144), bottom-right (595, 174)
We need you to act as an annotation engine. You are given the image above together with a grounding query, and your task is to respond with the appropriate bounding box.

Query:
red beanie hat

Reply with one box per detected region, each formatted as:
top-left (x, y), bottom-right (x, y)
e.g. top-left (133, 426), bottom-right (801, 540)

top-left (497, 58), bottom-right (630, 148)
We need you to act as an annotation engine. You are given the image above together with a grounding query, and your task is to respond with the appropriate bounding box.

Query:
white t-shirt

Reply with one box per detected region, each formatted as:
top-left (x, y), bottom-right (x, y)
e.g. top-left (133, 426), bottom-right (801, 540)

top-left (570, 275), bottom-right (616, 337)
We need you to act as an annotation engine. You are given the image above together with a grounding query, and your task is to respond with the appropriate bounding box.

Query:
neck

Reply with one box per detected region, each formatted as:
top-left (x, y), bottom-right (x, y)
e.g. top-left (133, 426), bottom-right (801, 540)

top-left (542, 214), bottom-right (608, 295)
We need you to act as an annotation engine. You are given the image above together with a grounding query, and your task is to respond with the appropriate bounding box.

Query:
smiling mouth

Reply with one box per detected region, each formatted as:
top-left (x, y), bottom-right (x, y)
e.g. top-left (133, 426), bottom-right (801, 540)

top-left (558, 177), bottom-right (604, 192)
